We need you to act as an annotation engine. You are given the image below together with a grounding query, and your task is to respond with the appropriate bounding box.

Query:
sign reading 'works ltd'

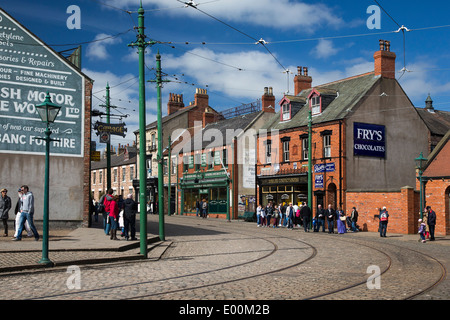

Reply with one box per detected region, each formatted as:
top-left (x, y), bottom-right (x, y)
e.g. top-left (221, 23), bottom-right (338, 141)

top-left (353, 122), bottom-right (386, 158)
top-left (0, 9), bottom-right (84, 157)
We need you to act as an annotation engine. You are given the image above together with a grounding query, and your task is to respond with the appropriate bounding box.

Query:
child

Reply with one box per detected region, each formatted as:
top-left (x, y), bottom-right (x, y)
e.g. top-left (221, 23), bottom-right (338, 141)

top-left (418, 219), bottom-right (426, 243)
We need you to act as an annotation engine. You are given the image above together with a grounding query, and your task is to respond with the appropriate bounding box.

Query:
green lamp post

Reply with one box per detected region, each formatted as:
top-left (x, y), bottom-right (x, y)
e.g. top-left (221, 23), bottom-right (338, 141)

top-left (35, 92), bottom-right (61, 266)
top-left (415, 152), bottom-right (428, 220)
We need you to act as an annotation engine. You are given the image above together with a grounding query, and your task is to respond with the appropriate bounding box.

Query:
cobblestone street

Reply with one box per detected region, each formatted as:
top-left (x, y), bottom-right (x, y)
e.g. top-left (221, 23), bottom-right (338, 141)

top-left (0, 215), bottom-right (448, 304)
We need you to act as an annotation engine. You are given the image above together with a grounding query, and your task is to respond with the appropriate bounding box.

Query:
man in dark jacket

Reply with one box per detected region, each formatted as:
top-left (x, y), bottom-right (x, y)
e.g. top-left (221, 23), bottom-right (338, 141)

top-left (315, 204), bottom-right (326, 232)
top-left (0, 188), bottom-right (11, 237)
top-left (123, 194), bottom-right (138, 240)
top-left (300, 202), bottom-right (312, 232)
top-left (426, 206), bottom-right (436, 241)
top-left (326, 204), bottom-right (336, 234)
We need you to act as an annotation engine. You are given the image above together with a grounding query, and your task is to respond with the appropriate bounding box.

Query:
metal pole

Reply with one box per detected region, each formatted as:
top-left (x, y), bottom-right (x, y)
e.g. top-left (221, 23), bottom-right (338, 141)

top-left (308, 106), bottom-right (313, 229)
top-left (39, 126), bottom-right (52, 266)
top-left (106, 83), bottom-right (111, 191)
top-left (156, 52), bottom-right (165, 241)
top-left (168, 136), bottom-right (171, 216)
top-left (127, 2), bottom-right (150, 257)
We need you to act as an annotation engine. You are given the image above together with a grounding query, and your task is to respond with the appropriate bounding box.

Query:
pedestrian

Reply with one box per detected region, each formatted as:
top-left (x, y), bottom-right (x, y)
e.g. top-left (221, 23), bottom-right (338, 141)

top-left (196, 199), bottom-right (201, 217)
top-left (326, 204), bottom-right (336, 234)
top-left (350, 207), bottom-right (359, 232)
top-left (300, 202), bottom-right (311, 232)
top-left (279, 202), bottom-right (286, 227)
top-left (13, 185), bottom-right (39, 241)
top-left (265, 203), bottom-right (273, 227)
top-left (1, 188), bottom-right (11, 237)
top-left (286, 202), bottom-right (294, 229)
top-left (337, 207), bottom-right (346, 234)
top-left (13, 188), bottom-right (32, 239)
top-left (315, 204), bottom-right (326, 232)
top-left (418, 219), bottom-right (427, 243)
top-left (379, 206), bottom-right (389, 238)
top-left (422, 208), bottom-right (429, 239)
top-left (256, 204), bottom-right (262, 227)
top-left (109, 195), bottom-right (120, 240)
top-left (426, 206), bottom-right (436, 241)
top-left (273, 205), bottom-right (279, 228)
top-left (260, 204), bottom-right (266, 227)
top-left (103, 189), bottom-right (114, 235)
top-left (202, 199), bottom-right (208, 219)
top-left (123, 194), bottom-right (137, 241)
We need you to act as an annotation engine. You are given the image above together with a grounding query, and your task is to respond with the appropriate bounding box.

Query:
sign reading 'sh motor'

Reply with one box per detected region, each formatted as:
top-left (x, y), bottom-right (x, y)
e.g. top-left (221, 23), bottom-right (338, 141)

top-left (353, 122), bottom-right (386, 158)
top-left (0, 9), bottom-right (84, 157)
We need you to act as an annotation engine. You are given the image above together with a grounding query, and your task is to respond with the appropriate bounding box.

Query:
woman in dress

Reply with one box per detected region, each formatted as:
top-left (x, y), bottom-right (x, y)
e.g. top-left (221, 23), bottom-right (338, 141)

top-left (337, 207), bottom-right (347, 234)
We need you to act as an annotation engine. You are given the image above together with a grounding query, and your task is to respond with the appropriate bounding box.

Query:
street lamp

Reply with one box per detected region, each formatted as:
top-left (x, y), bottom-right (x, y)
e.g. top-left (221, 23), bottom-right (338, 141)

top-left (415, 152), bottom-right (428, 220)
top-left (35, 92), bottom-right (61, 266)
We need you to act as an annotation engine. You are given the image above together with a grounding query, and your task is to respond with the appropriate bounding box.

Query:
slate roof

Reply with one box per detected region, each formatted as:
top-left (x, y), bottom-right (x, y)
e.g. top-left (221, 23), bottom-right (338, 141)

top-left (415, 108), bottom-right (450, 136)
top-left (261, 72), bottom-right (380, 131)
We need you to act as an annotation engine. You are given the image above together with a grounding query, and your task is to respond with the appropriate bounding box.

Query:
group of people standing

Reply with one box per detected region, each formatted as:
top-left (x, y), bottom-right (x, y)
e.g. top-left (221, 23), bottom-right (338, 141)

top-left (0, 186), bottom-right (39, 241)
top-left (97, 188), bottom-right (138, 241)
top-left (256, 202), bottom-right (359, 234)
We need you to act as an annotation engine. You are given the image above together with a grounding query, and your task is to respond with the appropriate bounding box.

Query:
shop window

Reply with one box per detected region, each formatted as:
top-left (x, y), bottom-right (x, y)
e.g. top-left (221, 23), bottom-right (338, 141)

top-left (278, 186), bottom-right (285, 192)
top-left (262, 186), bottom-right (270, 193)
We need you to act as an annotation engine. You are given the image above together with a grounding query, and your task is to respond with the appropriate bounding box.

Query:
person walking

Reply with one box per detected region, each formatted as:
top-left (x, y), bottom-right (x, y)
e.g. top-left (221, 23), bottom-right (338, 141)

top-left (123, 194), bottom-right (137, 241)
top-left (350, 207), bottom-right (359, 232)
top-left (260, 204), bottom-right (266, 227)
top-left (109, 195), bottom-right (120, 240)
top-left (426, 206), bottom-right (436, 241)
top-left (418, 219), bottom-right (427, 243)
top-left (13, 185), bottom-right (39, 241)
top-left (379, 206), bottom-right (389, 237)
top-left (103, 189), bottom-right (114, 235)
top-left (0, 188), bottom-right (11, 237)
top-left (315, 204), bottom-right (326, 232)
top-left (256, 204), bottom-right (262, 227)
top-left (326, 204), bottom-right (336, 234)
top-left (300, 202), bottom-right (312, 232)
top-left (337, 207), bottom-right (346, 234)
top-left (13, 188), bottom-right (32, 239)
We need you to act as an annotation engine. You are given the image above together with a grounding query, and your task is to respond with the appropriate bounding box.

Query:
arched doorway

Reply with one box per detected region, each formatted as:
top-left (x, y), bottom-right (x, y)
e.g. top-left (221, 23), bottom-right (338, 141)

top-left (326, 183), bottom-right (337, 209)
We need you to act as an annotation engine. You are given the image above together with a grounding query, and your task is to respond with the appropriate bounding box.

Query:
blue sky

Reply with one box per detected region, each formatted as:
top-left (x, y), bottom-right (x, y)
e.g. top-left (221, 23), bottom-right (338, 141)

top-left (2, 0), bottom-right (450, 148)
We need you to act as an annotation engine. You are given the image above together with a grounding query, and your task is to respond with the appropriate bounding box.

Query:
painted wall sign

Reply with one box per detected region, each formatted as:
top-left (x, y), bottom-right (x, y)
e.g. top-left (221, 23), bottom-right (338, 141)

top-left (315, 174), bottom-right (324, 188)
top-left (353, 122), bottom-right (386, 158)
top-left (0, 9), bottom-right (84, 157)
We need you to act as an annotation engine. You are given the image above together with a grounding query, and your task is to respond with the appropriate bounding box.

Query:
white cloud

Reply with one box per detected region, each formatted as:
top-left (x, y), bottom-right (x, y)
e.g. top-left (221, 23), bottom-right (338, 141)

top-left (86, 33), bottom-right (122, 60)
top-left (104, 0), bottom-right (345, 32)
top-left (310, 39), bottom-right (340, 59)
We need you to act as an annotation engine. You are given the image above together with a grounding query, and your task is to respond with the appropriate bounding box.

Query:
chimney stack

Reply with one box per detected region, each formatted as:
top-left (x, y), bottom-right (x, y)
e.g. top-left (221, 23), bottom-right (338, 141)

top-left (195, 88), bottom-right (209, 111)
top-left (294, 66), bottom-right (312, 95)
top-left (374, 40), bottom-right (396, 79)
top-left (262, 87), bottom-right (276, 113)
top-left (167, 93), bottom-right (184, 115)
top-left (202, 107), bottom-right (216, 128)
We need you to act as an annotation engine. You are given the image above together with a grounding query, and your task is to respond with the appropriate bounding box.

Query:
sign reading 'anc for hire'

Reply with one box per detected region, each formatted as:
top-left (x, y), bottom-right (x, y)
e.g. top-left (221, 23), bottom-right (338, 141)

top-left (0, 9), bottom-right (84, 157)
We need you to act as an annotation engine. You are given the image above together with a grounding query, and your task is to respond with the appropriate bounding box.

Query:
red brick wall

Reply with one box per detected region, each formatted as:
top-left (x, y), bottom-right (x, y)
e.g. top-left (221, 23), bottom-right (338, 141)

top-left (423, 180), bottom-right (450, 235)
top-left (346, 187), bottom-right (419, 234)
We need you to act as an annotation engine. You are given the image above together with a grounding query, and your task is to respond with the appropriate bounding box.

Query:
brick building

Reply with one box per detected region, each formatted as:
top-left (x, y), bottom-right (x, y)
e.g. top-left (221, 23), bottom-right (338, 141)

top-left (256, 40), bottom-right (437, 234)
top-left (173, 88), bottom-right (276, 219)
top-left (419, 130), bottom-right (450, 235)
top-left (133, 88), bottom-right (223, 213)
top-left (90, 144), bottom-right (137, 203)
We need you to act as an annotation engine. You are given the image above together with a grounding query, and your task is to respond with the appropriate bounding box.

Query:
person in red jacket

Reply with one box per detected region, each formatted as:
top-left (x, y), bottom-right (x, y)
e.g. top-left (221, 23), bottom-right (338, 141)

top-left (109, 195), bottom-right (120, 240)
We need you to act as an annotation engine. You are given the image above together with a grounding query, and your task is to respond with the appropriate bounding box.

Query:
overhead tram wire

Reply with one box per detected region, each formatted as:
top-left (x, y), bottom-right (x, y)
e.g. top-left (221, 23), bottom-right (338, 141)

top-left (177, 0), bottom-right (288, 71)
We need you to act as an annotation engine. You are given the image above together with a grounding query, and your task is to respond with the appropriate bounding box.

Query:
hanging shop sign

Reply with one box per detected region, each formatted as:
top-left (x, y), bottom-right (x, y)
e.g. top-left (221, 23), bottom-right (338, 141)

top-left (0, 9), bottom-right (85, 157)
top-left (353, 122), bottom-right (386, 158)
top-left (94, 121), bottom-right (127, 137)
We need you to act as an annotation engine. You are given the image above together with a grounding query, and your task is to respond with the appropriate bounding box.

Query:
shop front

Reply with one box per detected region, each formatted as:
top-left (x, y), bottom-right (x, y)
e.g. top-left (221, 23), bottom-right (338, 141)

top-left (180, 171), bottom-right (230, 218)
top-left (257, 174), bottom-right (308, 206)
